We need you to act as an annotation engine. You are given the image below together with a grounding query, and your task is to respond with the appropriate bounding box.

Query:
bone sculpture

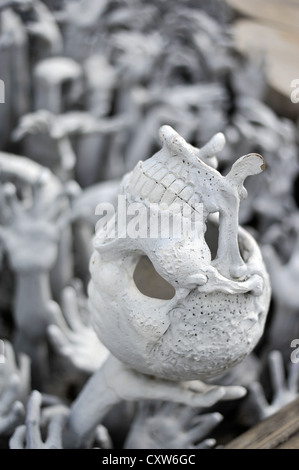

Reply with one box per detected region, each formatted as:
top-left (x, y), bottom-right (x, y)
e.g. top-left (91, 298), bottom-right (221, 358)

top-left (61, 126), bottom-right (271, 448)
top-left (89, 125), bottom-right (271, 381)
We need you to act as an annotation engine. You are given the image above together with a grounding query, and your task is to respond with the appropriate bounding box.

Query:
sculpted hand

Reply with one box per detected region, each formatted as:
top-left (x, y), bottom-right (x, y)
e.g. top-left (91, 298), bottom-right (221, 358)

top-left (47, 285), bottom-right (109, 374)
top-left (245, 350), bottom-right (299, 423)
top-left (0, 341), bottom-right (30, 436)
top-left (0, 175), bottom-right (79, 272)
top-left (125, 401), bottom-right (222, 449)
top-left (9, 391), bottom-right (69, 449)
top-left (63, 353), bottom-right (246, 449)
top-left (102, 355), bottom-right (246, 407)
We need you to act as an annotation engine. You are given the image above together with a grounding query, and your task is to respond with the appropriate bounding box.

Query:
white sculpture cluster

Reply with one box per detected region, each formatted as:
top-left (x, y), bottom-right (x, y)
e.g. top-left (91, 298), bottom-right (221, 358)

top-left (0, 0), bottom-right (298, 451)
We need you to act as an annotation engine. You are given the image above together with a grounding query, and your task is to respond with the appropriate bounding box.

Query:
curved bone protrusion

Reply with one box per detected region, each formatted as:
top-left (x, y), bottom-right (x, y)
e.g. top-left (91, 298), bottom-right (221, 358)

top-left (159, 125), bottom-right (224, 167)
top-left (226, 153), bottom-right (266, 200)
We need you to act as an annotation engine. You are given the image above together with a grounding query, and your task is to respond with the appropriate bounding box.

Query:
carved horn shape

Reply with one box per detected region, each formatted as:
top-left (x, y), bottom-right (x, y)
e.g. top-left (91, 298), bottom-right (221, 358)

top-left (159, 125), bottom-right (225, 169)
top-left (226, 153), bottom-right (266, 199)
top-left (159, 125), bottom-right (199, 163)
top-left (197, 132), bottom-right (225, 161)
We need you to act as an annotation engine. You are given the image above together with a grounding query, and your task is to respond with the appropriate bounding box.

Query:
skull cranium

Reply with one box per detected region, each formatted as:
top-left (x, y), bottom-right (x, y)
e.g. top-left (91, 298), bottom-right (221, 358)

top-left (89, 126), bottom-right (271, 381)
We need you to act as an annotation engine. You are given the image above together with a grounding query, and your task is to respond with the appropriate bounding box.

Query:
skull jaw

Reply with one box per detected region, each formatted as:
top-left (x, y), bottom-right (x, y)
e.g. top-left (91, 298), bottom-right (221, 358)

top-left (140, 289), bottom-right (269, 381)
top-left (89, 285), bottom-right (269, 381)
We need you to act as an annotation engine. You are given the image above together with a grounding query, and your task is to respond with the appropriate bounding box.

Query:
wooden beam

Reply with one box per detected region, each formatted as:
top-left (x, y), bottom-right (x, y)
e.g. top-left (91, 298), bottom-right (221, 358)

top-left (226, 0), bottom-right (299, 32)
top-left (232, 19), bottom-right (299, 97)
top-left (224, 397), bottom-right (299, 449)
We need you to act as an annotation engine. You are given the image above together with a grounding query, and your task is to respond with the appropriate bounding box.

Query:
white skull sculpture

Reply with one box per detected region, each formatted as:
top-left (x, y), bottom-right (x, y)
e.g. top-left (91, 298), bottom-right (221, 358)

top-left (89, 125), bottom-right (271, 381)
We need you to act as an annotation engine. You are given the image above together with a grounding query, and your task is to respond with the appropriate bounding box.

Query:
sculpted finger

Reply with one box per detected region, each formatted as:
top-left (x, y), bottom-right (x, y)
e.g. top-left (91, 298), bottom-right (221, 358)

top-left (186, 412), bottom-right (222, 442)
top-left (61, 286), bottom-right (82, 331)
top-left (46, 410), bottom-right (69, 449)
top-left (9, 425), bottom-right (26, 449)
top-left (268, 350), bottom-right (286, 395)
top-left (0, 375), bottom-right (21, 415)
top-left (18, 353), bottom-right (31, 397)
top-left (25, 391), bottom-right (43, 448)
top-left (288, 362), bottom-right (299, 393)
top-left (3, 340), bottom-right (17, 372)
top-left (46, 301), bottom-right (69, 333)
top-left (47, 325), bottom-right (69, 354)
top-left (149, 382), bottom-right (226, 408)
top-left (0, 401), bottom-right (25, 436)
top-left (195, 438), bottom-right (216, 449)
top-left (248, 382), bottom-right (268, 419)
top-left (220, 385), bottom-right (247, 401)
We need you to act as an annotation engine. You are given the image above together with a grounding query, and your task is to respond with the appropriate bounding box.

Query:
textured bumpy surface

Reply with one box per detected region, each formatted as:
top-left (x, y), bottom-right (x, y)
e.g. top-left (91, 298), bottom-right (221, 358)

top-left (89, 126), bottom-right (271, 381)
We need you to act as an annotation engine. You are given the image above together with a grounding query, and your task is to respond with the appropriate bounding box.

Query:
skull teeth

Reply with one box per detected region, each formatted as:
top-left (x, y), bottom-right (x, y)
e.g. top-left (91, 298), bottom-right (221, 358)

top-left (168, 178), bottom-right (186, 194)
top-left (141, 158), bottom-right (160, 172)
top-left (128, 161), bottom-right (199, 210)
top-left (129, 164), bottom-right (143, 188)
top-left (150, 183), bottom-right (167, 203)
top-left (139, 179), bottom-right (157, 198)
top-left (150, 166), bottom-right (169, 180)
top-left (160, 173), bottom-right (177, 186)
top-left (167, 160), bottom-right (184, 174)
top-left (143, 162), bottom-right (164, 178)
top-left (132, 172), bottom-right (150, 195)
top-left (160, 189), bottom-right (178, 205)
top-left (178, 185), bottom-right (195, 201)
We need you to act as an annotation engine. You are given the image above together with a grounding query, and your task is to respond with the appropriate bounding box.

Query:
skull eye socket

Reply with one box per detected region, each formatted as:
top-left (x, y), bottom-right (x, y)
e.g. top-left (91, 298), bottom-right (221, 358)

top-left (133, 256), bottom-right (175, 300)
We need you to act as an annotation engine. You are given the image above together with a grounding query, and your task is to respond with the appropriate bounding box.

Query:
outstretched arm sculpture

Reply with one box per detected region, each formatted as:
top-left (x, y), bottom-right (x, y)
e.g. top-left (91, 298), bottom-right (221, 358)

top-left (63, 354), bottom-right (244, 449)
top-left (0, 153), bottom-right (78, 383)
top-left (13, 110), bottom-right (131, 180)
top-left (63, 126), bottom-right (271, 448)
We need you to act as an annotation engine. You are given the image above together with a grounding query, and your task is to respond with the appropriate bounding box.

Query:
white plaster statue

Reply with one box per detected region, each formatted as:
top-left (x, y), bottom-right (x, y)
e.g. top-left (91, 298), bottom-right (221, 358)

top-left (89, 125), bottom-right (271, 381)
top-left (13, 109), bottom-right (131, 181)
